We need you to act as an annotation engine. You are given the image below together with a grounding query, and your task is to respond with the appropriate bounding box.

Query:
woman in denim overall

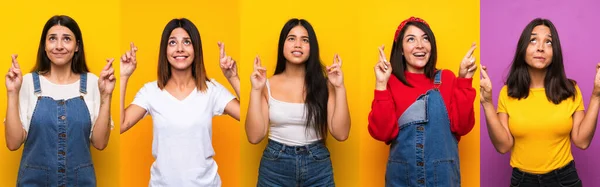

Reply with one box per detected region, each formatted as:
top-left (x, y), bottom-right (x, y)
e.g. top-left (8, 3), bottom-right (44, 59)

top-left (369, 17), bottom-right (477, 187)
top-left (5, 15), bottom-right (115, 186)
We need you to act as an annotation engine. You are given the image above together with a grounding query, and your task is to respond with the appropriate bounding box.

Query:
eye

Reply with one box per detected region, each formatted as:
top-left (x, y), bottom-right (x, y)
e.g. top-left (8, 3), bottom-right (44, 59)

top-left (63, 37), bottom-right (71, 42)
top-left (423, 36), bottom-right (429, 42)
top-left (183, 39), bottom-right (192, 45)
top-left (287, 37), bottom-right (295, 42)
top-left (49, 36), bottom-right (56, 41)
top-left (406, 37), bottom-right (414, 42)
top-left (302, 38), bottom-right (309, 43)
top-left (169, 40), bottom-right (176, 46)
top-left (529, 38), bottom-right (537, 44)
top-left (545, 40), bottom-right (552, 45)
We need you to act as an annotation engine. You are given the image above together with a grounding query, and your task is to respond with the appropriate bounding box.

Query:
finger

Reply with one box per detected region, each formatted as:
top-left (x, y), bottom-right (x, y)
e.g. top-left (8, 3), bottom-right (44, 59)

top-left (218, 42), bottom-right (225, 59)
top-left (480, 66), bottom-right (490, 79)
top-left (108, 74), bottom-right (115, 81)
top-left (378, 45), bottom-right (386, 62)
top-left (336, 54), bottom-right (342, 67)
top-left (126, 51), bottom-right (132, 61)
top-left (464, 42), bottom-right (477, 59)
top-left (11, 54), bottom-right (20, 69)
top-left (104, 58), bottom-right (114, 70)
top-left (254, 55), bottom-right (262, 68)
top-left (130, 42), bottom-right (137, 57)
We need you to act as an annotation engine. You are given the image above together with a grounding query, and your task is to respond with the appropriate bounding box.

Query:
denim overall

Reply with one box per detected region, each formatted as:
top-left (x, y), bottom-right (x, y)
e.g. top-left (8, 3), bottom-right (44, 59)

top-left (17, 72), bottom-right (96, 187)
top-left (386, 71), bottom-right (461, 187)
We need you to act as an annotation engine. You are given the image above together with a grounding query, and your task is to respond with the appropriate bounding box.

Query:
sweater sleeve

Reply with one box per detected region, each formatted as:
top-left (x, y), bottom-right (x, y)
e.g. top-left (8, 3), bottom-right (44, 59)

top-left (368, 83), bottom-right (399, 142)
top-left (447, 71), bottom-right (476, 140)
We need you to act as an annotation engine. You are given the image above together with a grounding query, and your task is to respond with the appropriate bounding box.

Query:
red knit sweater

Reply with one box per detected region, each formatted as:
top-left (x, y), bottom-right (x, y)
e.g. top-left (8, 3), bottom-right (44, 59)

top-left (368, 70), bottom-right (475, 143)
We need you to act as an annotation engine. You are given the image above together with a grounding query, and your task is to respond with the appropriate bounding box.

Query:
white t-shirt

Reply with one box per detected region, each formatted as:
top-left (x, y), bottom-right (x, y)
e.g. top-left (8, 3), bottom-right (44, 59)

top-left (131, 79), bottom-right (235, 187)
top-left (18, 73), bottom-right (111, 136)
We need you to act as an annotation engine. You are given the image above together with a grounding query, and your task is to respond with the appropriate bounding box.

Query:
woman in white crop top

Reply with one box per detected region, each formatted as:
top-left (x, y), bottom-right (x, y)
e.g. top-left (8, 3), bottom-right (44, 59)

top-left (119, 18), bottom-right (240, 186)
top-left (245, 18), bottom-right (351, 187)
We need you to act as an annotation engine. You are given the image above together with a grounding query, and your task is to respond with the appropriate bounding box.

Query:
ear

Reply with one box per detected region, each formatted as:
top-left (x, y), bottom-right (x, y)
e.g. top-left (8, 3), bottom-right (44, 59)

top-left (75, 41), bottom-right (79, 52)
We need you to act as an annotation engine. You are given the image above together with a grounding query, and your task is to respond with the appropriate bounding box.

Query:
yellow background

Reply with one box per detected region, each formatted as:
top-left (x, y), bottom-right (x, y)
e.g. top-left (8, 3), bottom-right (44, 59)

top-left (239, 0), bottom-right (480, 186)
top-left (0, 1), bottom-right (121, 187)
top-left (357, 1), bottom-right (481, 186)
top-left (1, 0), bottom-right (480, 186)
top-left (119, 0), bottom-right (241, 186)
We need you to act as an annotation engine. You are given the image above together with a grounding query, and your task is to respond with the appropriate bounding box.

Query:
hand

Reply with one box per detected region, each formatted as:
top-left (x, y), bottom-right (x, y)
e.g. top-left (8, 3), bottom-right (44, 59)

top-left (458, 42), bottom-right (477, 78)
top-left (593, 63), bottom-right (600, 97)
top-left (120, 42), bottom-right (138, 78)
top-left (250, 55), bottom-right (267, 91)
top-left (375, 45), bottom-right (392, 89)
top-left (480, 66), bottom-right (493, 104)
top-left (327, 54), bottom-right (344, 88)
top-left (5, 54), bottom-right (22, 94)
top-left (218, 42), bottom-right (238, 79)
top-left (99, 58), bottom-right (116, 96)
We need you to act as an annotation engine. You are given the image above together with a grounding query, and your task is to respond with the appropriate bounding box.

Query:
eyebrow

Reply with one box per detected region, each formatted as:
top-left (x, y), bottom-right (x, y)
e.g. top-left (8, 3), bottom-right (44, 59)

top-left (405, 34), bottom-right (428, 38)
top-left (168, 37), bottom-right (191, 40)
top-left (47, 33), bottom-right (73, 37)
top-left (531, 33), bottom-right (552, 37)
top-left (287, 35), bottom-right (309, 38)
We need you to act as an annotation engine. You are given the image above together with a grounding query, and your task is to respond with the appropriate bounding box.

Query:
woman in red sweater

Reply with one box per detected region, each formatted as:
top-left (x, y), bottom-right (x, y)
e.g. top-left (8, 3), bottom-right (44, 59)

top-left (368, 17), bottom-right (476, 186)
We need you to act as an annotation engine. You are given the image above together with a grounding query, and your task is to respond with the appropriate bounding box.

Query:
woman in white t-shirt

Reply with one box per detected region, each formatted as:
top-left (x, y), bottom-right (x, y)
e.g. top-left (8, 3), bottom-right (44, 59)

top-left (119, 18), bottom-right (240, 186)
top-left (4, 15), bottom-right (115, 186)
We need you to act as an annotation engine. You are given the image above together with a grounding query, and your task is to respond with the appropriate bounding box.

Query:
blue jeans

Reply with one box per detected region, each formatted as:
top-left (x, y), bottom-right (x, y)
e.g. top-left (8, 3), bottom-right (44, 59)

top-left (510, 161), bottom-right (582, 187)
top-left (257, 139), bottom-right (335, 187)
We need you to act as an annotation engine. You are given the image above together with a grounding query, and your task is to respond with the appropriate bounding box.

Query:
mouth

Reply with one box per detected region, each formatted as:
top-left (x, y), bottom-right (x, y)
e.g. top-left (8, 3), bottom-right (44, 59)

top-left (172, 55), bottom-right (190, 61)
top-left (533, 57), bottom-right (546, 61)
top-left (413, 52), bottom-right (427, 58)
top-left (291, 50), bottom-right (304, 57)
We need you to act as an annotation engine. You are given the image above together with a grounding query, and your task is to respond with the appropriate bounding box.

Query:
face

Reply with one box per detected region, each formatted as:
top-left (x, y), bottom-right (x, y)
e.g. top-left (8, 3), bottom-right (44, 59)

top-left (283, 25), bottom-right (310, 64)
top-left (525, 25), bottom-right (553, 70)
top-left (45, 25), bottom-right (78, 66)
top-left (401, 25), bottom-right (431, 73)
top-left (166, 28), bottom-right (195, 70)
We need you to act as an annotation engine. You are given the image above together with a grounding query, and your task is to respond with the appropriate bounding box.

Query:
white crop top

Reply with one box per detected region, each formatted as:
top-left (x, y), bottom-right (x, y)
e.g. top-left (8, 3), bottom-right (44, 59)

top-left (266, 80), bottom-right (321, 146)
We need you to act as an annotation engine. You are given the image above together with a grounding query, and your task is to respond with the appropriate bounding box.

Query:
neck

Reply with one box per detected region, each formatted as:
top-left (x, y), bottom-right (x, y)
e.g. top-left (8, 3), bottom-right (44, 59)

top-left (406, 64), bottom-right (424, 74)
top-left (528, 67), bottom-right (546, 88)
top-left (46, 62), bottom-right (76, 84)
top-left (281, 61), bottom-right (306, 78)
top-left (168, 67), bottom-right (195, 89)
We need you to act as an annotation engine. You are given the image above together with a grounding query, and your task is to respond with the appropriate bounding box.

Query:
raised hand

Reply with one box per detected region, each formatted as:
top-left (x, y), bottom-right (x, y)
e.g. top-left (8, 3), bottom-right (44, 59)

top-left (250, 55), bottom-right (267, 91)
top-left (459, 43), bottom-right (477, 78)
top-left (99, 58), bottom-right (116, 96)
top-left (375, 45), bottom-right (392, 90)
top-left (327, 54), bottom-right (344, 88)
top-left (5, 54), bottom-right (22, 94)
top-left (120, 42), bottom-right (138, 78)
top-left (218, 42), bottom-right (238, 79)
top-left (480, 66), bottom-right (493, 104)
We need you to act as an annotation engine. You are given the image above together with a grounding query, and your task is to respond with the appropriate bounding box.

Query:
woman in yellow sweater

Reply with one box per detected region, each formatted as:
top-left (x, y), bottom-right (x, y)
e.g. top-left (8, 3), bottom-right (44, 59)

top-left (480, 18), bottom-right (599, 187)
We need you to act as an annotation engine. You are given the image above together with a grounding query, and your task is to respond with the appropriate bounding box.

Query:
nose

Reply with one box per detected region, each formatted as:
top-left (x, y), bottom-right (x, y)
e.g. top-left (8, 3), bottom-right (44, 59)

top-left (415, 39), bottom-right (424, 49)
top-left (536, 42), bottom-right (544, 52)
top-left (176, 42), bottom-right (184, 52)
top-left (294, 39), bottom-right (302, 48)
top-left (55, 40), bottom-right (65, 51)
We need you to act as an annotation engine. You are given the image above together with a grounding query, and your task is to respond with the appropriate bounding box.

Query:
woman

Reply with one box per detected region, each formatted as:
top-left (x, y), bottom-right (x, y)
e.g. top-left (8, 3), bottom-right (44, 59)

top-left (4, 15), bottom-right (115, 186)
top-left (245, 18), bottom-right (351, 186)
top-left (481, 18), bottom-right (598, 187)
top-left (119, 18), bottom-right (240, 186)
top-left (368, 17), bottom-right (477, 186)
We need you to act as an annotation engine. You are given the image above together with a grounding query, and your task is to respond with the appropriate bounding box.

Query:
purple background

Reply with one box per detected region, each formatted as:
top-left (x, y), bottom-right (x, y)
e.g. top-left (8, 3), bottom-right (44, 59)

top-left (481, 0), bottom-right (600, 186)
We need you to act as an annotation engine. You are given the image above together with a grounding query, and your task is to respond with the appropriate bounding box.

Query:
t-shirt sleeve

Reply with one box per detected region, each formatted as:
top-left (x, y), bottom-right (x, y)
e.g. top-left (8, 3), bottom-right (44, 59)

top-left (131, 83), bottom-right (152, 114)
top-left (497, 86), bottom-right (508, 113)
top-left (210, 80), bottom-right (236, 116)
top-left (19, 74), bottom-right (33, 133)
top-left (574, 85), bottom-right (585, 111)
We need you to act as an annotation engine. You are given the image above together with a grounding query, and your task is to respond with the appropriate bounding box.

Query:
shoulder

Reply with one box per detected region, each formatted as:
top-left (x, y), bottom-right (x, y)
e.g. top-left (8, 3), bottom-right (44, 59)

top-left (439, 69), bottom-right (457, 81)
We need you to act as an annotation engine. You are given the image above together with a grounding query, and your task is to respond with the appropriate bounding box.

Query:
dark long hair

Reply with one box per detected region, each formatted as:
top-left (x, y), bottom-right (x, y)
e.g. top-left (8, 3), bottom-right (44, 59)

top-left (390, 22), bottom-right (438, 87)
top-left (274, 18), bottom-right (328, 141)
top-left (32, 15), bottom-right (89, 74)
top-left (505, 18), bottom-right (575, 104)
top-left (157, 18), bottom-right (209, 91)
